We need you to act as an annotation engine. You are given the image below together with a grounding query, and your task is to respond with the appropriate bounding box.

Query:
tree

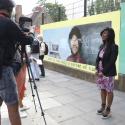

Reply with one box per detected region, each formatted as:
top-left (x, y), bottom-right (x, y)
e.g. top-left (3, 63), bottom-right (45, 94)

top-left (103, 0), bottom-right (109, 12)
top-left (115, 0), bottom-right (120, 10)
top-left (88, 0), bottom-right (95, 15)
top-left (109, 0), bottom-right (115, 11)
top-left (104, 0), bottom-right (115, 11)
top-left (37, 0), bottom-right (46, 4)
top-left (88, 0), bottom-right (105, 15)
top-left (37, 0), bottom-right (67, 22)
top-left (95, 0), bottom-right (105, 14)
top-left (88, 0), bottom-right (120, 16)
top-left (45, 3), bottom-right (67, 22)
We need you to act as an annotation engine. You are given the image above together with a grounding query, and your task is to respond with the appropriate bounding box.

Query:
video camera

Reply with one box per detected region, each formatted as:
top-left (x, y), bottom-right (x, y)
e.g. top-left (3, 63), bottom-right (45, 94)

top-left (19, 16), bottom-right (32, 32)
top-left (18, 17), bottom-right (33, 53)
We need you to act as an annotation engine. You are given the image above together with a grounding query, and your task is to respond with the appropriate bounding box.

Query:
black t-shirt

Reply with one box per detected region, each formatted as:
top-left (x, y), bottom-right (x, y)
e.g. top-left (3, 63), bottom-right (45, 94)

top-left (0, 13), bottom-right (32, 66)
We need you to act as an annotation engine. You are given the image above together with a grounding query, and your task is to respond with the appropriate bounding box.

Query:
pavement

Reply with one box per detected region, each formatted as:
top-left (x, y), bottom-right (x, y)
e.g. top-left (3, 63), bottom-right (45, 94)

top-left (1, 69), bottom-right (125, 125)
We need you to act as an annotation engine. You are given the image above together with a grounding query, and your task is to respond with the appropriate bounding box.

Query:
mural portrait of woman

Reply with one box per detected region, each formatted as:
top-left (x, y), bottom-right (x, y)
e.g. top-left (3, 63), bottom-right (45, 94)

top-left (67, 26), bottom-right (85, 64)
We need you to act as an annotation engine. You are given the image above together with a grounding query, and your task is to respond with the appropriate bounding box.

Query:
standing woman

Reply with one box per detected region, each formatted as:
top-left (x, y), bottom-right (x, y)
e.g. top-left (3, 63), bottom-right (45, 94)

top-left (96, 27), bottom-right (118, 118)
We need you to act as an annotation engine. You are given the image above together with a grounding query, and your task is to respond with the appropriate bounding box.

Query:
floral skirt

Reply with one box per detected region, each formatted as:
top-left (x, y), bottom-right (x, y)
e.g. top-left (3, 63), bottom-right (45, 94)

top-left (97, 75), bottom-right (114, 92)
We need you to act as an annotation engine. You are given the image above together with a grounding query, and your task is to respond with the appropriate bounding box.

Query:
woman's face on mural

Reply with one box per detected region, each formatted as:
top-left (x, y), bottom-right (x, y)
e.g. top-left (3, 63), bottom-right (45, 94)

top-left (70, 35), bottom-right (79, 55)
top-left (101, 30), bottom-right (108, 41)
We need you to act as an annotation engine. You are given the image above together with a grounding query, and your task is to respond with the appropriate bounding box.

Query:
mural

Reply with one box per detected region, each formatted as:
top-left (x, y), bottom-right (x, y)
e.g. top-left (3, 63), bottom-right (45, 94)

top-left (41, 11), bottom-right (120, 73)
top-left (43, 21), bottom-right (111, 66)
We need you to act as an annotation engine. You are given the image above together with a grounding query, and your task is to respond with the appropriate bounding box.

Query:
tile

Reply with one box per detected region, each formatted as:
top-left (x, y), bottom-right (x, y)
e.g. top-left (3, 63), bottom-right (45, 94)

top-left (53, 93), bottom-right (81, 104)
top-left (46, 104), bottom-right (83, 122)
top-left (60, 116), bottom-right (92, 125)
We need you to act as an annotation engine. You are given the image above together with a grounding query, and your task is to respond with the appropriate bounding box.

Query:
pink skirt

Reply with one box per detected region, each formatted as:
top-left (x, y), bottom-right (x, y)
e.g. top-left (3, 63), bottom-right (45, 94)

top-left (97, 75), bottom-right (114, 92)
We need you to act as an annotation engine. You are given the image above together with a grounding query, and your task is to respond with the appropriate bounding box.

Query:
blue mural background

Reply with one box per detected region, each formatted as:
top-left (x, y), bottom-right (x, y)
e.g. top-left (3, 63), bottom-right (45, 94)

top-left (43, 21), bottom-right (111, 66)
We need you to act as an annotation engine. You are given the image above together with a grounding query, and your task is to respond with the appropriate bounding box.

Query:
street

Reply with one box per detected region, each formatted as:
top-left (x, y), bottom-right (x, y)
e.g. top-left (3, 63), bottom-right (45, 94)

top-left (1, 69), bottom-right (125, 125)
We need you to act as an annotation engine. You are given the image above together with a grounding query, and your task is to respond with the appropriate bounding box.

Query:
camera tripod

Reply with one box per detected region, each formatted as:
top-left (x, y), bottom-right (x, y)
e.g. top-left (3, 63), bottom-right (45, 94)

top-left (23, 48), bottom-right (47, 125)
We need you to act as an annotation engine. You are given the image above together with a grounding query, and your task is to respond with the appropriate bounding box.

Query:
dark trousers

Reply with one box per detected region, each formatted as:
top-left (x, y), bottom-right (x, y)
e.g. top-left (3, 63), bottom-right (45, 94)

top-left (39, 55), bottom-right (45, 76)
top-left (39, 64), bottom-right (45, 76)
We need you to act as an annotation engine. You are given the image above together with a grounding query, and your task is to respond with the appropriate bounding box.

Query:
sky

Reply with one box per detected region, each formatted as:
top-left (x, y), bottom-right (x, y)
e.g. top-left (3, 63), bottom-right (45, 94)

top-left (14, 0), bottom-right (79, 15)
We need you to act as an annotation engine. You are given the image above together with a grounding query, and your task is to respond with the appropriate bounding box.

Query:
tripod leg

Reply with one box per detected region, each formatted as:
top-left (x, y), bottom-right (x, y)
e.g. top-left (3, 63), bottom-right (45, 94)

top-left (28, 61), bottom-right (47, 125)
top-left (25, 51), bottom-right (47, 125)
top-left (27, 64), bottom-right (37, 112)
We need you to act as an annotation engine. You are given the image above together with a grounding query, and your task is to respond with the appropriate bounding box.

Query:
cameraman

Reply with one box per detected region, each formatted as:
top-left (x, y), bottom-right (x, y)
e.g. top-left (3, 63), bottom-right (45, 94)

top-left (0, 0), bottom-right (33, 125)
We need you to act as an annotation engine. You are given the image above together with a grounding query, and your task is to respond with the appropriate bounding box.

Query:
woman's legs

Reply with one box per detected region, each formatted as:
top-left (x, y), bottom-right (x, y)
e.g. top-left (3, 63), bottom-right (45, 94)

top-left (107, 92), bottom-right (114, 108)
top-left (102, 91), bottom-right (114, 118)
top-left (39, 56), bottom-right (45, 77)
top-left (7, 103), bottom-right (22, 125)
top-left (39, 64), bottom-right (45, 77)
top-left (101, 91), bottom-right (114, 118)
top-left (102, 77), bottom-right (114, 118)
top-left (19, 99), bottom-right (23, 108)
top-left (34, 62), bottom-right (40, 79)
top-left (101, 89), bottom-right (107, 105)
top-left (97, 89), bottom-right (107, 114)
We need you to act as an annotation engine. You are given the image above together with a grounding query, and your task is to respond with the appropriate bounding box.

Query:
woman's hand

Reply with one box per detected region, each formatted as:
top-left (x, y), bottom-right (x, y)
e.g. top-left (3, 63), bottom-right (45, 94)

top-left (95, 71), bottom-right (98, 76)
top-left (98, 72), bottom-right (103, 77)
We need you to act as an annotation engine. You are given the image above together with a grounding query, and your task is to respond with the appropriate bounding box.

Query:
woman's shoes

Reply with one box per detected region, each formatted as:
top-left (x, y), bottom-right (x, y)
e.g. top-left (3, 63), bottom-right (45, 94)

top-left (19, 105), bottom-right (30, 118)
top-left (40, 75), bottom-right (45, 78)
top-left (28, 78), bottom-right (33, 82)
top-left (97, 107), bottom-right (105, 115)
top-left (97, 104), bottom-right (105, 115)
top-left (29, 78), bottom-right (40, 82)
top-left (97, 106), bottom-right (111, 119)
top-left (19, 111), bottom-right (27, 118)
top-left (35, 78), bottom-right (40, 81)
top-left (102, 107), bottom-right (111, 119)
top-left (20, 105), bottom-right (30, 111)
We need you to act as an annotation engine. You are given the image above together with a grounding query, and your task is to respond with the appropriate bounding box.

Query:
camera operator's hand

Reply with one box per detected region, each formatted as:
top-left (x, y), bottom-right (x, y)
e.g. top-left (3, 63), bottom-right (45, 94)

top-left (95, 71), bottom-right (98, 76)
top-left (21, 34), bottom-right (33, 46)
top-left (98, 72), bottom-right (103, 77)
top-left (24, 32), bottom-right (29, 35)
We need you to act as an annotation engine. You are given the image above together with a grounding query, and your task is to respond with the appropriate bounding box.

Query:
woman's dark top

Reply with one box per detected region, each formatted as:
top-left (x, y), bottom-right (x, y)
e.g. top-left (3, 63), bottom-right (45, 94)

top-left (96, 43), bottom-right (118, 76)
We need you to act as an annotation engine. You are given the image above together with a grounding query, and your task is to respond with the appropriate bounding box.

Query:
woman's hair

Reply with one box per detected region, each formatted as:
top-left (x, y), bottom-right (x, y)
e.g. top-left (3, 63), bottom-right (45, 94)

top-left (100, 27), bottom-right (115, 45)
top-left (68, 26), bottom-right (82, 53)
top-left (37, 35), bottom-right (43, 42)
top-left (69, 27), bottom-right (81, 40)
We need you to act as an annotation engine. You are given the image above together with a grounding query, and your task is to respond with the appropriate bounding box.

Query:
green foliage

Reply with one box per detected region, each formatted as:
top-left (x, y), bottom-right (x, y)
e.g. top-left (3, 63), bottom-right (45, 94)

top-left (88, 1), bottom-right (95, 15)
top-left (121, 0), bottom-right (125, 2)
top-left (37, 0), bottom-right (67, 22)
top-left (45, 3), bottom-right (67, 22)
top-left (115, 0), bottom-right (120, 10)
top-left (88, 0), bottom-right (120, 16)
top-left (37, 0), bottom-right (46, 4)
top-left (109, 0), bottom-right (115, 11)
top-left (95, 0), bottom-right (104, 14)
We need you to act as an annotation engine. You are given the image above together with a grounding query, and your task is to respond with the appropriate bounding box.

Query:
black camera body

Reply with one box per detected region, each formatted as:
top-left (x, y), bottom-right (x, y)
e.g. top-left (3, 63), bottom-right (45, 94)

top-left (19, 17), bottom-right (32, 32)
top-left (18, 17), bottom-right (33, 53)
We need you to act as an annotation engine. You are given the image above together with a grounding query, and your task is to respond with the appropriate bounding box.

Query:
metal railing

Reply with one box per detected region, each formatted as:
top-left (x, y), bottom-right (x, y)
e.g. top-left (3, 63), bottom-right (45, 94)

top-left (58, 0), bottom-right (121, 20)
top-left (35, 0), bottom-right (122, 24)
top-left (64, 0), bottom-right (85, 19)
